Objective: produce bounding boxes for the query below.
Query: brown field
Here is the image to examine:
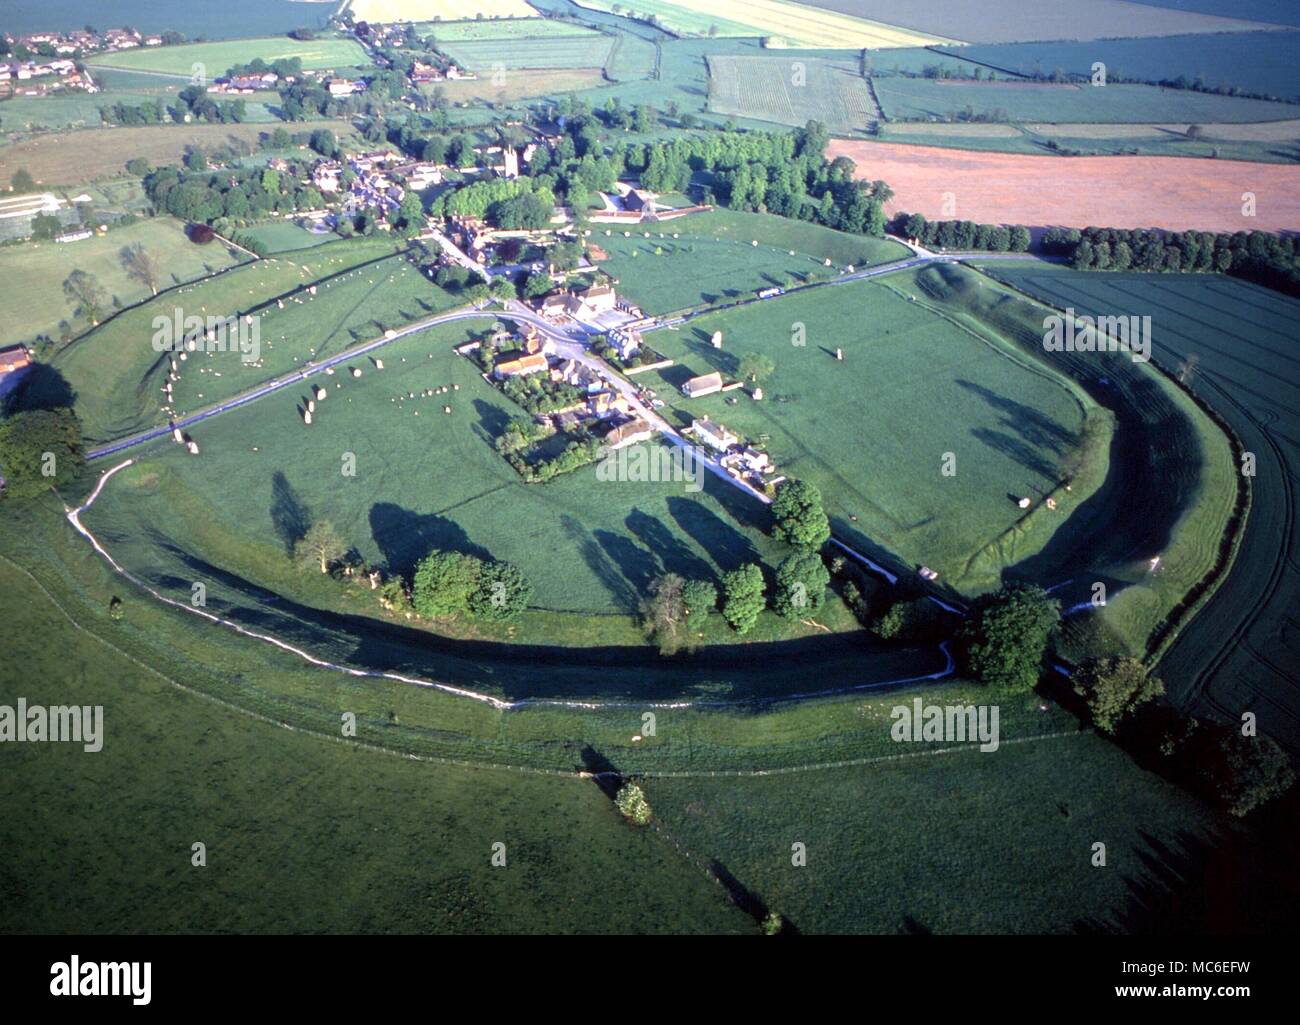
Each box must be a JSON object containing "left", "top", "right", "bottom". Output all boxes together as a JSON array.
[
  {"left": 826, "top": 138, "right": 1300, "bottom": 234},
  {"left": 0, "top": 120, "right": 357, "bottom": 186}
]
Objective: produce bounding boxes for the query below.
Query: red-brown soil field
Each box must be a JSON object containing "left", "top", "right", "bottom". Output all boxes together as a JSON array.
[{"left": 827, "top": 139, "right": 1300, "bottom": 234}]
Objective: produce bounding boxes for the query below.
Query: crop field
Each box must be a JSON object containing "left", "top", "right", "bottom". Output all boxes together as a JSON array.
[
  {"left": 0, "top": 559, "right": 748, "bottom": 934},
  {"left": 35, "top": 236, "right": 404, "bottom": 445},
  {"left": 438, "top": 35, "right": 618, "bottom": 71},
  {"left": 707, "top": 55, "right": 880, "bottom": 133},
  {"left": 938, "top": 32, "right": 1300, "bottom": 102},
  {"left": 419, "top": 17, "right": 599, "bottom": 40},
  {"left": 0, "top": 120, "right": 358, "bottom": 187},
  {"left": 85, "top": 37, "right": 370, "bottom": 77},
  {"left": 872, "top": 78, "right": 1300, "bottom": 125},
  {"left": 423, "top": 68, "right": 607, "bottom": 102},
  {"left": 0, "top": 217, "right": 249, "bottom": 350},
  {"left": 2, "top": 0, "right": 339, "bottom": 41},
  {"left": 0, "top": 92, "right": 111, "bottom": 132},
  {"left": 640, "top": 269, "right": 1109, "bottom": 592},
  {"left": 83, "top": 317, "right": 793, "bottom": 620},
  {"left": 570, "top": 0, "right": 955, "bottom": 49},
  {"left": 346, "top": 0, "right": 540, "bottom": 21},
  {"left": 781, "top": 0, "right": 1285, "bottom": 43},
  {"left": 591, "top": 209, "right": 907, "bottom": 314},
  {"left": 985, "top": 266, "right": 1300, "bottom": 750},
  {"left": 824, "top": 140, "right": 1300, "bottom": 234}
]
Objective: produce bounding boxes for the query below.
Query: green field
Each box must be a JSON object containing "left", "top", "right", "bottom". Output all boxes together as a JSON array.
[
  {"left": 592, "top": 209, "right": 907, "bottom": 314},
  {"left": 707, "top": 55, "right": 880, "bottom": 133},
  {"left": 641, "top": 268, "right": 1110, "bottom": 593},
  {"left": 649, "top": 732, "right": 1222, "bottom": 933},
  {"left": 86, "top": 37, "right": 370, "bottom": 77},
  {"left": 37, "top": 236, "right": 407, "bottom": 444},
  {"left": 874, "top": 78, "right": 1300, "bottom": 125},
  {"left": 82, "top": 317, "right": 794, "bottom": 618},
  {"left": 438, "top": 35, "right": 617, "bottom": 71},
  {"left": 1, "top": 506, "right": 1268, "bottom": 934},
  {"left": 236, "top": 220, "right": 340, "bottom": 254},
  {"left": 0, "top": 557, "right": 748, "bottom": 935},
  {"left": 0, "top": 217, "right": 249, "bottom": 350},
  {"left": 983, "top": 265, "right": 1300, "bottom": 748}
]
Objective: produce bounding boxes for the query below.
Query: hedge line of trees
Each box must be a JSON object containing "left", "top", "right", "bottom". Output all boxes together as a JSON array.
[
  {"left": 1046, "top": 225, "right": 1300, "bottom": 298},
  {"left": 891, "top": 212, "right": 1032, "bottom": 252}
]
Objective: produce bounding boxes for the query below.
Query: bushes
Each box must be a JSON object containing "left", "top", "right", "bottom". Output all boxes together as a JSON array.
[
  {"left": 410, "top": 550, "right": 530, "bottom": 621},
  {"left": 721, "top": 564, "right": 766, "bottom": 634},
  {"left": 959, "top": 584, "right": 1060, "bottom": 692},
  {"left": 0, "top": 407, "right": 84, "bottom": 500},
  {"left": 773, "top": 550, "right": 828, "bottom": 618}
]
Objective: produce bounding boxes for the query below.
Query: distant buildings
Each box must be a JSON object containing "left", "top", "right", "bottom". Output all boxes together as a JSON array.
[{"left": 0, "top": 344, "right": 32, "bottom": 379}]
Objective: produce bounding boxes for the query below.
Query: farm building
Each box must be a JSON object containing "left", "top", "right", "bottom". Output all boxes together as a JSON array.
[
  {"left": 494, "top": 352, "right": 549, "bottom": 379},
  {"left": 0, "top": 344, "right": 32, "bottom": 378},
  {"left": 682, "top": 371, "right": 724, "bottom": 398},
  {"left": 689, "top": 416, "right": 738, "bottom": 451},
  {"left": 576, "top": 283, "right": 617, "bottom": 315}
]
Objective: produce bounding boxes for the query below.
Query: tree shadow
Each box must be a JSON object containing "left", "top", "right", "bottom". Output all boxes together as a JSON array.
[
  {"left": 666, "top": 494, "right": 759, "bottom": 574},
  {"left": 369, "top": 501, "right": 492, "bottom": 578},
  {"left": 626, "top": 507, "right": 713, "bottom": 581},
  {"left": 269, "top": 471, "right": 311, "bottom": 555},
  {"left": 3, "top": 362, "right": 77, "bottom": 415},
  {"left": 595, "top": 528, "right": 659, "bottom": 597}
]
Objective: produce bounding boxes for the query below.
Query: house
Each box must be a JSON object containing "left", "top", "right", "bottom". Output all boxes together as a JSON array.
[
  {"left": 327, "top": 77, "right": 359, "bottom": 97},
  {"left": 576, "top": 283, "right": 617, "bottom": 315},
  {"left": 690, "top": 416, "right": 737, "bottom": 451},
  {"left": 0, "top": 344, "right": 32, "bottom": 377},
  {"left": 623, "top": 188, "right": 655, "bottom": 212},
  {"left": 603, "top": 418, "right": 656, "bottom": 450},
  {"left": 587, "top": 390, "right": 630, "bottom": 418},
  {"left": 494, "top": 352, "right": 549, "bottom": 379},
  {"left": 539, "top": 293, "right": 571, "bottom": 319},
  {"left": 681, "top": 371, "right": 723, "bottom": 398},
  {"left": 609, "top": 327, "right": 641, "bottom": 361}
]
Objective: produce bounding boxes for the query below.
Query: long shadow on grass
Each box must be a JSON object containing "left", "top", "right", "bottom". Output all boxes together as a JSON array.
[
  {"left": 138, "top": 527, "right": 939, "bottom": 703},
  {"left": 626, "top": 508, "right": 713, "bottom": 582},
  {"left": 369, "top": 501, "right": 493, "bottom": 578},
  {"left": 1071, "top": 826, "right": 1291, "bottom": 935}
]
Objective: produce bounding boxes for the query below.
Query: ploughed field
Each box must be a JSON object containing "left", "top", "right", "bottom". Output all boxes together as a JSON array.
[{"left": 825, "top": 140, "right": 1300, "bottom": 234}]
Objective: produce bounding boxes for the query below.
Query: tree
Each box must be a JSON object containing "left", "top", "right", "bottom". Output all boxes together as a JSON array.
[
  {"left": 125, "top": 157, "right": 151, "bottom": 177},
  {"left": 770, "top": 478, "right": 830, "bottom": 549},
  {"left": 640, "top": 572, "right": 687, "bottom": 655},
  {"left": 468, "top": 560, "right": 530, "bottom": 621},
  {"left": 62, "top": 269, "right": 106, "bottom": 325},
  {"left": 615, "top": 782, "right": 652, "bottom": 825},
  {"left": 1072, "top": 656, "right": 1163, "bottom": 733},
  {"left": 960, "top": 584, "right": 1060, "bottom": 692},
  {"left": 488, "top": 277, "right": 517, "bottom": 302},
  {"left": 10, "top": 168, "right": 36, "bottom": 192},
  {"left": 411, "top": 550, "right": 482, "bottom": 618},
  {"left": 522, "top": 272, "right": 552, "bottom": 300},
  {"left": 681, "top": 578, "right": 717, "bottom": 631},
  {"left": 739, "top": 350, "right": 775, "bottom": 384},
  {"left": 0, "top": 408, "right": 84, "bottom": 500},
  {"left": 772, "top": 550, "right": 828, "bottom": 618},
  {"left": 721, "top": 564, "right": 766, "bottom": 634},
  {"left": 1196, "top": 728, "right": 1295, "bottom": 817},
  {"left": 872, "top": 598, "right": 947, "bottom": 643},
  {"left": 294, "top": 521, "right": 345, "bottom": 574},
  {"left": 119, "top": 242, "right": 161, "bottom": 295}
]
